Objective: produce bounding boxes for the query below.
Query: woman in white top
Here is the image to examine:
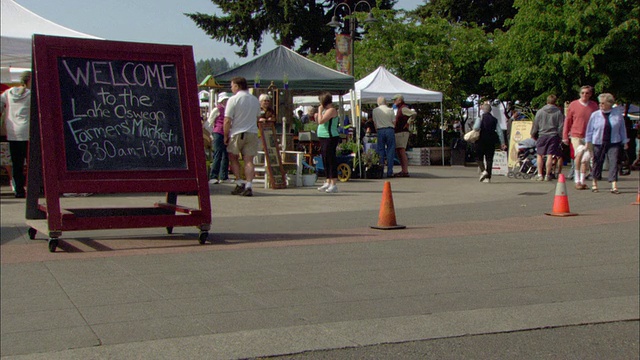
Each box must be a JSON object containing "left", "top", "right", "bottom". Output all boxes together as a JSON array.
[{"left": 0, "top": 71, "right": 31, "bottom": 198}]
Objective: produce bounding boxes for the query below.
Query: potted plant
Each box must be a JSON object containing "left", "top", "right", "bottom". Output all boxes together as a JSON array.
[
  {"left": 286, "top": 169, "right": 298, "bottom": 187},
  {"left": 337, "top": 140, "right": 361, "bottom": 156},
  {"left": 360, "top": 149, "right": 383, "bottom": 179},
  {"left": 301, "top": 164, "right": 317, "bottom": 187}
]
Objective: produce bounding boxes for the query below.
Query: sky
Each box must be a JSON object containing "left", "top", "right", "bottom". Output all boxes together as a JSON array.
[{"left": 15, "top": 0, "right": 425, "bottom": 66}]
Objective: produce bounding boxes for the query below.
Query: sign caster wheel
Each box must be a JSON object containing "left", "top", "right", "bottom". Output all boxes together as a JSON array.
[
  {"left": 48, "top": 239, "right": 59, "bottom": 252},
  {"left": 198, "top": 231, "right": 208, "bottom": 244},
  {"left": 28, "top": 227, "right": 37, "bottom": 240}
]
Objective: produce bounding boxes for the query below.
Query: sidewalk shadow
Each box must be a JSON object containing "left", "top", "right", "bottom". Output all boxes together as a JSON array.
[{"left": 21, "top": 232, "right": 361, "bottom": 252}]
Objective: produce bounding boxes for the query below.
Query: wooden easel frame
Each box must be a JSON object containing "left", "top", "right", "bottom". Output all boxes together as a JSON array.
[
  {"left": 26, "top": 35, "right": 211, "bottom": 251},
  {"left": 258, "top": 122, "right": 286, "bottom": 189}
]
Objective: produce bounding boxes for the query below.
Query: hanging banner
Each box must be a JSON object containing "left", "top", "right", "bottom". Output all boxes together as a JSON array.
[{"left": 336, "top": 34, "right": 351, "bottom": 75}]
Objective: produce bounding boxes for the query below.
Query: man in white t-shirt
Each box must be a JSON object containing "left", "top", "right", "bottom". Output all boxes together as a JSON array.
[{"left": 224, "top": 77, "right": 261, "bottom": 197}]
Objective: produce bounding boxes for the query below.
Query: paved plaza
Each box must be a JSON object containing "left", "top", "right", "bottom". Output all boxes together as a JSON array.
[{"left": 1, "top": 166, "right": 638, "bottom": 359}]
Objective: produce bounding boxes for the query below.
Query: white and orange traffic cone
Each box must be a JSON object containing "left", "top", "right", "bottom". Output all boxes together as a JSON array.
[
  {"left": 545, "top": 174, "right": 578, "bottom": 217},
  {"left": 632, "top": 187, "right": 640, "bottom": 205},
  {"left": 371, "top": 181, "right": 406, "bottom": 230}
]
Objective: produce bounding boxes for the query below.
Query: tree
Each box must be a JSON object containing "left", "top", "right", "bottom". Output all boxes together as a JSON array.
[
  {"left": 195, "top": 58, "right": 235, "bottom": 83},
  {"left": 309, "top": 9, "right": 492, "bottom": 144},
  {"left": 483, "top": 0, "right": 640, "bottom": 107},
  {"left": 311, "top": 10, "right": 491, "bottom": 98},
  {"left": 186, "top": 0, "right": 396, "bottom": 58},
  {"left": 414, "top": 0, "right": 516, "bottom": 33}
]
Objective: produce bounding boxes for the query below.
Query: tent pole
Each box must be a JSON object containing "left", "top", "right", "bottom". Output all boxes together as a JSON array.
[
  {"left": 441, "top": 101, "right": 444, "bottom": 166},
  {"left": 353, "top": 90, "right": 361, "bottom": 178}
]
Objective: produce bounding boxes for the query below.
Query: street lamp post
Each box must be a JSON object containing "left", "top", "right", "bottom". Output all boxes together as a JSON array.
[{"left": 327, "top": 1, "right": 376, "bottom": 76}]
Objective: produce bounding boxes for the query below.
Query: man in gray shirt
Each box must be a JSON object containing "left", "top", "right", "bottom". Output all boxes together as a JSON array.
[{"left": 531, "top": 94, "right": 564, "bottom": 181}]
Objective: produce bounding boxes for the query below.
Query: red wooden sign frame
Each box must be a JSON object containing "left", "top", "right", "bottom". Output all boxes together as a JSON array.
[{"left": 26, "top": 35, "right": 211, "bottom": 251}]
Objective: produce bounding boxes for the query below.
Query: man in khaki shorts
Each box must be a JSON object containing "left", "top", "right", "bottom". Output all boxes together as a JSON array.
[
  {"left": 224, "top": 77, "right": 261, "bottom": 196},
  {"left": 392, "top": 94, "right": 416, "bottom": 177},
  {"left": 563, "top": 85, "right": 598, "bottom": 189}
]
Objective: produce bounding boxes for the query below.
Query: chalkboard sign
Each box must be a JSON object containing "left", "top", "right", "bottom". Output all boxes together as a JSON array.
[
  {"left": 27, "top": 35, "right": 211, "bottom": 251},
  {"left": 58, "top": 57, "right": 187, "bottom": 171}
]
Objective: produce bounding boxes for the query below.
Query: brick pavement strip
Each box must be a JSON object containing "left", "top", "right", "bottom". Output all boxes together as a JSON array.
[{"left": 1, "top": 167, "right": 638, "bottom": 358}]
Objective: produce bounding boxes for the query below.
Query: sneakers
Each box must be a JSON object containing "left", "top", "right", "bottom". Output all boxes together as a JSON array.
[
  {"left": 208, "top": 179, "right": 220, "bottom": 185},
  {"left": 241, "top": 187, "right": 253, "bottom": 197},
  {"left": 317, "top": 182, "right": 330, "bottom": 191},
  {"left": 544, "top": 175, "right": 551, "bottom": 182},
  {"left": 535, "top": 175, "right": 544, "bottom": 181},
  {"left": 325, "top": 185, "right": 338, "bottom": 193},
  {"left": 482, "top": 178, "right": 491, "bottom": 183},
  {"left": 231, "top": 184, "right": 245, "bottom": 195},
  {"left": 479, "top": 171, "right": 489, "bottom": 182}
]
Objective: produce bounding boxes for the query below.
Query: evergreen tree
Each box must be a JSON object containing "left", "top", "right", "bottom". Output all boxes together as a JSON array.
[
  {"left": 414, "top": 0, "right": 516, "bottom": 33},
  {"left": 195, "top": 58, "right": 234, "bottom": 83},
  {"left": 186, "top": 0, "right": 395, "bottom": 58}
]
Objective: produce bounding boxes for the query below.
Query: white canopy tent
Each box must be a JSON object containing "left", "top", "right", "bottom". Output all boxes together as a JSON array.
[
  {"left": 348, "top": 66, "right": 446, "bottom": 165},
  {"left": 1, "top": 0, "right": 100, "bottom": 77},
  {"left": 345, "top": 66, "right": 443, "bottom": 104}
]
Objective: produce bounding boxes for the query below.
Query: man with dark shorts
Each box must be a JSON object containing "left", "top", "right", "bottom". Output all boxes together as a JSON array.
[{"left": 531, "top": 95, "right": 564, "bottom": 181}]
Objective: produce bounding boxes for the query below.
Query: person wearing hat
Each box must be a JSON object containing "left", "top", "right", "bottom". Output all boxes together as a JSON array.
[
  {"left": 205, "top": 92, "right": 231, "bottom": 184},
  {"left": 0, "top": 71, "right": 31, "bottom": 198},
  {"left": 372, "top": 96, "right": 396, "bottom": 177},
  {"left": 392, "top": 94, "right": 416, "bottom": 177}
]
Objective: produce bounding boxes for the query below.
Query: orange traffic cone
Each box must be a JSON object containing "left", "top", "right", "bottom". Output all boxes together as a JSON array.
[
  {"left": 545, "top": 174, "right": 577, "bottom": 217},
  {"left": 371, "top": 181, "right": 406, "bottom": 230},
  {"left": 632, "top": 187, "right": 640, "bottom": 205}
]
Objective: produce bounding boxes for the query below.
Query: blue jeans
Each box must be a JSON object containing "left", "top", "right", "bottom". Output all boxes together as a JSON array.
[
  {"left": 210, "top": 133, "right": 229, "bottom": 180},
  {"left": 376, "top": 128, "right": 396, "bottom": 176}
]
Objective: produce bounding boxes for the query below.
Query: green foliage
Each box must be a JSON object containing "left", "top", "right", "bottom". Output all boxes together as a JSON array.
[
  {"left": 337, "top": 140, "right": 361, "bottom": 154},
  {"left": 303, "top": 122, "right": 318, "bottom": 132},
  {"left": 483, "top": 0, "right": 640, "bottom": 106},
  {"left": 310, "top": 10, "right": 492, "bottom": 106},
  {"left": 359, "top": 148, "right": 380, "bottom": 168},
  {"left": 195, "top": 58, "right": 234, "bottom": 83}
]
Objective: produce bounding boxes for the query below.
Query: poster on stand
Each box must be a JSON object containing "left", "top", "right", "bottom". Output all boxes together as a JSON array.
[{"left": 508, "top": 121, "right": 533, "bottom": 168}]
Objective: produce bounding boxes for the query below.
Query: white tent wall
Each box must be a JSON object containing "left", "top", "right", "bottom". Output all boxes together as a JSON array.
[
  {"left": 349, "top": 66, "right": 446, "bottom": 165},
  {"left": 1, "top": 0, "right": 100, "bottom": 69}
]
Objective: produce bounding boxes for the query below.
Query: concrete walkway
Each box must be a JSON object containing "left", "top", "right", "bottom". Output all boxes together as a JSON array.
[{"left": 1, "top": 166, "right": 638, "bottom": 359}]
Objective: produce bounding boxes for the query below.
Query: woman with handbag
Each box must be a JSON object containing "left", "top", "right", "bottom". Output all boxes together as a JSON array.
[
  {"left": 585, "top": 93, "right": 628, "bottom": 194},
  {"left": 473, "top": 103, "right": 506, "bottom": 183}
]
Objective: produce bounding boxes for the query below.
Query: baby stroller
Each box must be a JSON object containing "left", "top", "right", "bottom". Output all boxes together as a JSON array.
[{"left": 508, "top": 138, "right": 538, "bottom": 179}]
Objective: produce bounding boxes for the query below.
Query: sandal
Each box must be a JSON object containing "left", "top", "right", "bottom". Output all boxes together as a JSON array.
[
  {"left": 610, "top": 188, "right": 620, "bottom": 194},
  {"left": 591, "top": 187, "right": 599, "bottom": 193}
]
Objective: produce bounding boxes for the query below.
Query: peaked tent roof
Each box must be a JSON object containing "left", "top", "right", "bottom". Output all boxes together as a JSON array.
[
  {"left": 349, "top": 66, "right": 442, "bottom": 104},
  {"left": 1, "top": 0, "right": 100, "bottom": 69},
  {"left": 214, "top": 45, "right": 354, "bottom": 93}
]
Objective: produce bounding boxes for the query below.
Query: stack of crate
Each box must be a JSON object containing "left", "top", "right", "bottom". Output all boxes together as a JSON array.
[{"left": 407, "top": 147, "right": 430, "bottom": 166}]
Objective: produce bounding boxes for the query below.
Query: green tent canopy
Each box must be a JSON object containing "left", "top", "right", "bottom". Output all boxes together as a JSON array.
[{"left": 214, "top": 46, "right": 354, "bottom": 94}]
